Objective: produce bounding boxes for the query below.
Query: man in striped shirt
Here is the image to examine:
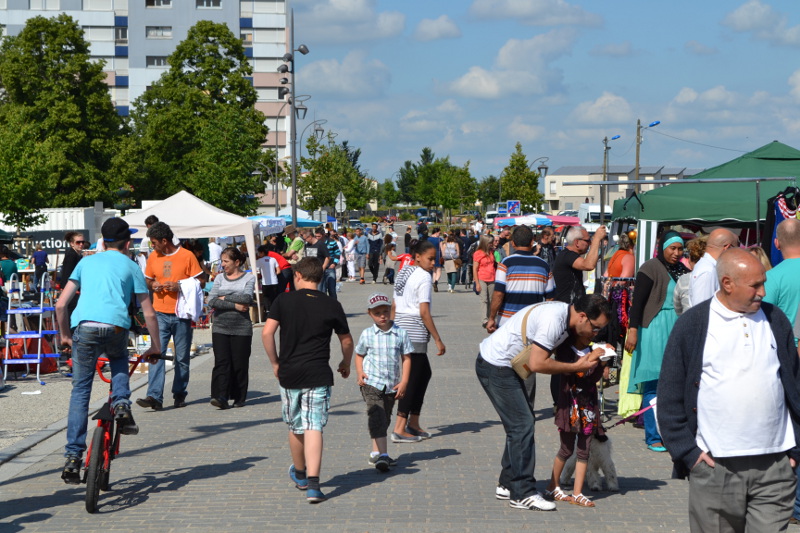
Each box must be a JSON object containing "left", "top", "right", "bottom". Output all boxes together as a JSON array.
[{"left": 486, "top": 225, "right": 554, "bottom": 334}]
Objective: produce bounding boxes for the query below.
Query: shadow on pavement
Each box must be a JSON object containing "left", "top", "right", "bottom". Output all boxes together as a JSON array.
[
  {"left": 95, "top": 456, "right": 267, "bottom": 513},
  {"left": 323, "top": 448, "right": 460, "bottom": 500},
  {"left": 1, "top": 512, "right": 52, "bottom": 532},
  {"left": 431, "top": 420, "right": 501, "bottom": 436}
]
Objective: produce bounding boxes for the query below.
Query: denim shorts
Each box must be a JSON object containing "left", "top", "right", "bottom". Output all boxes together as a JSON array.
[{"left": 281, "top": 386, "right": 331, "bottom": 433}]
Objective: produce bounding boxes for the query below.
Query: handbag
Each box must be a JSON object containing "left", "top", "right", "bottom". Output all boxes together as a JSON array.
[
  {"left": 510, "top": 307, "right": 536, "bottom": 379},
  {"left": 444, "top": 260, "right": 457, "bottom": 273}
]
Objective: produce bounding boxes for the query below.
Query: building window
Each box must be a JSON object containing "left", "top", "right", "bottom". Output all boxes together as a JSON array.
[
  {"left": 240, "top": 29, "right": 253, "bottom": 46},
  {"left": 254, "top": 28, "right": 285, "bottom": 43},
  {"left": 549, "top": 181, "right": 556, "bottom": 195},
  {"left": 146, "top": 56, "right": 168, "bottom": 67},
  {"left": 115, "top": 27, "right": 128, "bottom": 43},
  {"left": 252, "top": 0, "right": 283, "bottom": 14},
  {"left": 145, "top": 0, "right": 171, "bottom": 7},
  {"left": 30, "top": 0, "right": 60, "bottom": 9},
  {"left": 146, "top": 26, "right": 172, "bottom": 39},
  {"left": 253, "top": 58, "right": 280, "bottom": 72},
  {"left": 196, "top": 0, "right": 220, "bottom": 7},
  {"left": 83, "top": 0, "right": 111, "bottom": 9},
  {"left": 84, "top": 26, "right": 114, "bottom": 41}
]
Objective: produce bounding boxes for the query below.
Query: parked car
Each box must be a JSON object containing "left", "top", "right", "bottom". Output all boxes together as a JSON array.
[{"left": 347, "top": 219, "right": 365, "bottom": 229}]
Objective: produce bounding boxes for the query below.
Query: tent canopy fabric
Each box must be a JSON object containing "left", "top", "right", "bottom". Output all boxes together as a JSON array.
[
  {"left": 122, "top": 191, "right": 261, "bottom": 316},
  {"left": 545, "top": 215, "right": 580, "bottom": 226},
  {"left": 280, "top": 214, "right": 319, "bottom": 228},
  {"left": 248, "top": 215, "right": 286, "bottom": 236},
  {"left": 494, "top": 215, "right": 552, "bottom": 227},
  {"left": 612, "top": 141, "right": 799, "bottom": 225}
]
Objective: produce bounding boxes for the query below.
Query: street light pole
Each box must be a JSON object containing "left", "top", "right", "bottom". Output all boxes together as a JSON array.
[
  {"left": 634, "top": 119, "right": 660, "bottom": 195},
  {"left": 600, "top": 135, "right": 620, "bottom": 225},
  {"left": 529, "top": 157, "right": 549, "bottom": 212}
]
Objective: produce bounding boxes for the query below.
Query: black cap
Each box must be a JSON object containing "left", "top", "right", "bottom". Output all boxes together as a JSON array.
[{"left": 102, "top": 218, "right": 138, "bottom": 241}]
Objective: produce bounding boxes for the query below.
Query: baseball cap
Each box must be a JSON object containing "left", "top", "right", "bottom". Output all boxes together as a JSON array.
[
  {"left": 102, "top": 218, "right": 138, "bottom": 241},
  {"left": 367, "top": 293, "right": 391, "bottom": 310}
]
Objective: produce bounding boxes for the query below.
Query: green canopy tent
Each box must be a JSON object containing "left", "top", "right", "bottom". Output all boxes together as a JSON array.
[
  {"left": 0, "top": 229, "right": 12, "bottom": 243},
  {"left": 611, "top": 140, "right": 799, "bottom": 264}
]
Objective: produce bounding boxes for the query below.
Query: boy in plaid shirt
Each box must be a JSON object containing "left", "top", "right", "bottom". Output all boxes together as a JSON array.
[{"left": 355, "top": 293, "right": 413, "bottom": 471}]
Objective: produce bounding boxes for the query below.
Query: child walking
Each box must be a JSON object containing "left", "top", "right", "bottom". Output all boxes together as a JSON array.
[
  {"left": 355, "top": 293, "right": 413, "bottom": 471},
  {"left": 545, "top": 339, "right": 610, "bottom": 508}
]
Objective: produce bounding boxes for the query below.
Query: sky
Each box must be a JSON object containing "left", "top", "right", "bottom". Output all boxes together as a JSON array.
[{"left": 291, "top": 0, "right": 800, "bottom": 183}]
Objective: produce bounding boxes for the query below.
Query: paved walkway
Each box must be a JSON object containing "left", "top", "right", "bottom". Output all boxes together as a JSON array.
[{"left": 0, "top": 277, "right": 690, "bottom": 532}]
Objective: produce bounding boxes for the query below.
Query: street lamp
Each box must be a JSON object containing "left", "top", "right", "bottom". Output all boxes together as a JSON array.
[
  {"left": 634, "top": 119, "right": 660, "bottom": 194},
  {"left": 529, "top": 157, "right": 549, "bottom": 212},
  {"left": 299, "top": 119, "right": 327, "bottom": 159},
  {"left": 600, "top": 135, "right": 621, "bottom": 225},
  {"left": 277, "top": 7, "right": 309, "bottom": 227}
]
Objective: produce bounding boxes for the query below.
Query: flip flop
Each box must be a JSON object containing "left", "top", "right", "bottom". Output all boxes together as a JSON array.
[{"left": 570, "top": 493, "right": 595, "bottom": 508}]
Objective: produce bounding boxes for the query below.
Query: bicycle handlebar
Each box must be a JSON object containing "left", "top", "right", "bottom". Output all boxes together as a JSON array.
[{"left": 96, "top": 353, "right": 173, "bottom": 383}]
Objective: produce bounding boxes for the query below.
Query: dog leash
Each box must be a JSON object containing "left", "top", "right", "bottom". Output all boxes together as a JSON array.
[{"left": 602, "top": 403, "right": 654, "bottom": 431}]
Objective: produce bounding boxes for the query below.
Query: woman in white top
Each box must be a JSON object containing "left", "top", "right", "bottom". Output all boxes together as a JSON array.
[
  {"left": 345, "top": 232, "right": 357, "bottom": 282},
  {"left": 440, "top": 232, "right": 461, "bottom": 293},
  {"left": 391, "top": 240, "right": 446, "bottom": 442}
]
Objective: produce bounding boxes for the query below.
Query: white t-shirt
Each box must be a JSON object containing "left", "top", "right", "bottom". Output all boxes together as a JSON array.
[
  {"left": 208, "top": 241, "right": 223, "bottom": 264},
  {"left": 479, "top": 301, "right": 570, "bottom": 367},
  {"left": 393, "top": 266, "right": 432, "bottom": 350},
  {"left": 696, "top": 296, "right": 794, "bottom": 457},
  {"left": 256, "top": 256, "right": 279, "bottom": 286},
  {"left": 689, "top": 254, "right": 718, "bottom": 307}
]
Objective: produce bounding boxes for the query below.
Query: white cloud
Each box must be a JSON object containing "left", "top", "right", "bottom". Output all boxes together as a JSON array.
[
  {"left": 722, "top": 0, "right": 800, "bottom": 47},
  {"left": 460, "top": 120, "right": 494, "bottom": 135},
  {"left": 413, "top": 15, "right": 461, "bottom": 42},
  {"left": 790, "top": 70, "right": 800, "bottom": 101},
  {"left": 589, "top": 41, "right": 635, "bottom": 57},
  {"left": 508, "top": 117, "right": 546, "bottom": 141},
  {"left": 469, "top": 0, "right": 602, "bottom": 27},
  {"left": 684, "top": 40, "right": 718, "bottom": 56},
  {"left": 295, "top": 0, "right": 405, "bottom": 44},
  {"left": 568, "top": 92, "right": 634, "bottom": 126},
  {"left": 449, "top": 28, "right": 575, "bottom": 99},
  {"left": 436, "top": 99, "right": 462, "bottom": 114},
  {"left": 301, "top": 51, "right": 391, "bottom": 98}
]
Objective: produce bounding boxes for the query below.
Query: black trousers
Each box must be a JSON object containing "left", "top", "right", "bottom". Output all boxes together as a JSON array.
[
  {"left": 368, "top": 252, "right": 380, "bottom": 281},
  {"left": 397, "top": 353, "right": 432, "bottom": 418},
  {"left": 210, "top": 332, "right": 252, "bottom": 404},
  {"left": 277, "top": 269, "right": 292, "bottom": 293}
]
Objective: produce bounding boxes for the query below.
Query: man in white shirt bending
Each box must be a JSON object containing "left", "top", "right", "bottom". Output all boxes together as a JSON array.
[
  {"left": 659, "top": 248, "right": 800, "bottom": 532},
  {"left": 687, "top": 228, "right": 738, "bottom": 307}
]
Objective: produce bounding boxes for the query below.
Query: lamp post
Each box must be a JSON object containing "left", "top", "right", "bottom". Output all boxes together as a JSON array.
[
  {"left": 529, "top": 157, "right": 549, "bottom": 212},
  {"left": 299, "top": 119, "right": 327, "bottom": 160},
  {"left": 634, "top": 119, "right": 660, "bottom": 195},
  {"left": 600, "top": 135, "right": 620, "bottom": 225},
  {"left": 277, "top": 8, "right": 309, "bottom": 227}
]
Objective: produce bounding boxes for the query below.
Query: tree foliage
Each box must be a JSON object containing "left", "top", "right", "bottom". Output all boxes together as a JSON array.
[
  {"left": 0, "top": 14, "right": 124, "bottom": 227},
  {"left": 477, "top": 175, "right": 501, "bottom": 209},
  {"left": 395, "top": 161, "right": 417, "bottom": 204},
  {"left": 299, "top": 136, "right": 374, "bottom": 213},
  {"left": 500, "top": 142, "right": 544, "bottom": 213},
  {"left": 118, "top": 20, "right": 268, "bottom": 215},
  {"left": 377, "top": 180, "right": 400, "bottom": 207}
]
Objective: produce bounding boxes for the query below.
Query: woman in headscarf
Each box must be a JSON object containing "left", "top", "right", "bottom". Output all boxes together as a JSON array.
[{"left": 624, "top": 230, "right": 688, "bottom": 453}]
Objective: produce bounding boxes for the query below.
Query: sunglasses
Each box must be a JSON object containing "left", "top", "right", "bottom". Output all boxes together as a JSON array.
[{"left": 74, "top": 240, "right": 86, "bottom": 244}]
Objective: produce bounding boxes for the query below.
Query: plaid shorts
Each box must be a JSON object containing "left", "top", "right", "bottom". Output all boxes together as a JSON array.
[{"left": 280, "top": 386, "right": 331, "bottom": 434}]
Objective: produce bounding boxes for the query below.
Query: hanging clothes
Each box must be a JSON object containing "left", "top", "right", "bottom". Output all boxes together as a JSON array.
[{"left": 764, "top": 188, "right": 799, "bottom": 266}]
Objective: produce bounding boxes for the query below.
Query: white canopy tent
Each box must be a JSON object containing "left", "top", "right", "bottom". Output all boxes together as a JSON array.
[{"left": 122, "top": 190, "right": 263, "bottom": 320}]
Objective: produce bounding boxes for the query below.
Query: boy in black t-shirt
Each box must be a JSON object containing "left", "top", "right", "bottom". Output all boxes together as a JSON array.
[{"left": 261, "top": 257, "right": 354, "bottom": 504}]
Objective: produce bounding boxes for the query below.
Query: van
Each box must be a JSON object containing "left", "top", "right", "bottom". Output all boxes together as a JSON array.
[
  {"left": 578, "top": 203, "right": 611, "bottom": 232},
  {"left": 485, "top": 210, "right": 499, "bottom": 226}
]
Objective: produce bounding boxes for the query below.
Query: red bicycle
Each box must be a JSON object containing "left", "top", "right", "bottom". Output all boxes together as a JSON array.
[{"left": 83, "top": 350, "right": 171, "bottom": 513}]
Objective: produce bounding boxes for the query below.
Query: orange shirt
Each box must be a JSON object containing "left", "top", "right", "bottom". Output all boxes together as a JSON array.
[{"left": 145, "top": 246, "right": 203, "bottom": 314}]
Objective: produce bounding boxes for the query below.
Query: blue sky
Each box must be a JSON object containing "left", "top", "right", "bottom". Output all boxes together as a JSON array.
[{"left": 292, "top": 0, "right": 800, "bottom": 183}]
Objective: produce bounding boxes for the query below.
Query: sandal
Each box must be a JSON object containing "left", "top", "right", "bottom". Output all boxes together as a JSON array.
[
  {"left": 544, "top": 487, "right": 573, "bottom": 502},
  {"left": 570, "top": 493, "right": 595, "bottom": 508}
]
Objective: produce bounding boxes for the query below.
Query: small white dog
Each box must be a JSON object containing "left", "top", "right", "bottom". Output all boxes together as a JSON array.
[{"left": 559, "top": 434, "right": 619, "bottom": 492}]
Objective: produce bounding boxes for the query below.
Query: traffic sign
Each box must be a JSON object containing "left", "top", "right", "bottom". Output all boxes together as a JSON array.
[
  {"left": 335, "top": 192, "right": 347, "bottom": 212},
  {"left": 498, "top": 206, "right": 508, "bottom": 215},
  {"left": 507, "top": 200, "right": 521, "bottom": 215}
]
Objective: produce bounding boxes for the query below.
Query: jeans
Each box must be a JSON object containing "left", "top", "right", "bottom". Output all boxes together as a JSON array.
[
  {"left": 383, "top": 268, "right": 395, "bottom": 284},
  {"left": 318, "top": 267, "right": 337, "bottom": 300},
  {"left": 641, "top": 380, "right": 662, "bottom": 445},
  {"left": 475, "top": 355, "right": 538, "bottom": 501},
  {"left": 65, "top": 324, "right": 130, "bottom": 458},
  {"left": 794, "top": 464, "right": 800, "bottom": 520},
  {"left": 146, "top": 312, "right": 193, "bottom": 404}
]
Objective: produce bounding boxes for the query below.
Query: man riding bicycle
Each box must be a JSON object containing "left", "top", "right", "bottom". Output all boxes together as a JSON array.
[{"left": 56, "top": 218, "right": 161, "bottom": 484}]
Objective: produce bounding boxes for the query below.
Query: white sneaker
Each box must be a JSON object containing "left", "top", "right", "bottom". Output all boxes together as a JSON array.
[
  {"left": 509, "top": 492, "right": 557, "bottom": 511},
  {"left": 495, "top": 485, "right": 510, "bottom": 500}
]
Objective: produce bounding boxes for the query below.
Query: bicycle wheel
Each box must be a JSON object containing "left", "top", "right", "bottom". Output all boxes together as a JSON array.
[{"left": 85, "top": 425, "right": 106, "bottom": 513}]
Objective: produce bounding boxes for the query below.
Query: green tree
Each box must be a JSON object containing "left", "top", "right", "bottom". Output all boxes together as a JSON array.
[
  {"left": 395, "top": 161, "right": 417, "bottom": 204},
  {"left": 0, "top": 14, "right": 124, "bottom": 225},
  {"left": 477, "top": 175, "right": 501, "bottom": 210},
  {"left": 499, "top": 142, "right": 544, "bottom": 213},
  {"left": 300, "top": 136, "right": 375, "bottom": 213},
  {"left": 414, "top": 148, "right": 437, "bottom": 206},
  {"left": 119, "top": 20, "right": 267, "bottom": 215},
  {"left": 378, "top": 180, "right": 400, "bottom": 207}
]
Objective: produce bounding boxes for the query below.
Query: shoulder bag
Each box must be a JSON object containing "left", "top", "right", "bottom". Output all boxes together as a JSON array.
[{"left": 510, "top": 307, "right": 537, "bottom": 379}]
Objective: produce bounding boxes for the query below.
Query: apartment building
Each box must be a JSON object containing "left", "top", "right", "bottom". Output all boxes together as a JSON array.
[
  {"left": 0, "top": 0, "right": 292, "bottom": 210},
  {"left": 544, "top": 166, "right": 704, "bottom": 212}
]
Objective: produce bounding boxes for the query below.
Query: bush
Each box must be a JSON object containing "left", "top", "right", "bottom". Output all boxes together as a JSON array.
[
  {"left": 360, "top": 215, "right": 380, "bottom": 223},
  {"left": 398, "top": 212, "right": 415, "bottom": 221}
]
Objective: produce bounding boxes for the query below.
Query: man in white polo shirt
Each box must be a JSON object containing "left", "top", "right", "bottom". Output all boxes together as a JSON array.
[
  {"left": 475, "top": 294, "right": 611, "bottom": 512},
  {"left": 659, "top": 248, "right": 800, "bottom": 532}
]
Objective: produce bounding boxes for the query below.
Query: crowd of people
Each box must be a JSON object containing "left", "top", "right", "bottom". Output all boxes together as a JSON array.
[{"left": 30, "top": 211, "right": 800, "bottom": 528}]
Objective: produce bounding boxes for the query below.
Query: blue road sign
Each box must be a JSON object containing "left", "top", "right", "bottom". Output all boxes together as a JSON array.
[{"left": 507, "top": 200, "right": 521, "bottom": 215}]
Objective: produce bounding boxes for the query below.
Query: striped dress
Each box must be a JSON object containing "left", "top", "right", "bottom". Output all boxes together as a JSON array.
[{"left": 393, "top": 266, "right": 432, "bottom": 353}]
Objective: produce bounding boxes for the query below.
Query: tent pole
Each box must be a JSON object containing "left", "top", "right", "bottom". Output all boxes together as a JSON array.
[{"left": 756, "top": 180, "right": 761, "bottom": 246}]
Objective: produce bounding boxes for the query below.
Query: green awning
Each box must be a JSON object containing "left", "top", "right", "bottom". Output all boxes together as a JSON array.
[{"left": 612, "top": 141, "right": 800, "bottom": 225}]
